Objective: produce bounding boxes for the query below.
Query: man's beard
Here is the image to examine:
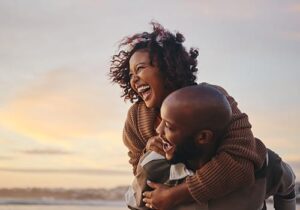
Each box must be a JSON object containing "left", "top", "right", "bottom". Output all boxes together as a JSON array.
[{"left": 169, "top": 138, "right": 202, "bottom": 165}]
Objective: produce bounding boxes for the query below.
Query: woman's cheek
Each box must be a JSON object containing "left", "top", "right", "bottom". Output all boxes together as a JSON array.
[
  {"left": 129, "top": 80, "right": 134, "bottom": 90},
  {"left": 129, "top": 82, "right": 138, "bottom": 95}
]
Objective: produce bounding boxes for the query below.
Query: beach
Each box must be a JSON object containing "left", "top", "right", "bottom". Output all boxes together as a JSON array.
[
  {"left": 0, "top": 203, "right": 299, "bottom": 210},
  {"left": 0, "top": 206, "right": 124, "bottom": 210},
  {"left": 0, "top": 186, "right": 299, "bottom": 210}
]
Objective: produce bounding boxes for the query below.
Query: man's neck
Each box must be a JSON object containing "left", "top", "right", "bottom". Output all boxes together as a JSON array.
[
  {"left": 186, "top": 146, "right": 216, "bottom": 171},
  {"left": 186, "top": 155, "right": 210, "bottom": 171}
]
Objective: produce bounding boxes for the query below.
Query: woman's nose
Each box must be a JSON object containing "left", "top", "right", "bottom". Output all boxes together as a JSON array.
[{"left": 131, "top": 74, "right": 139, "bottom": 83}]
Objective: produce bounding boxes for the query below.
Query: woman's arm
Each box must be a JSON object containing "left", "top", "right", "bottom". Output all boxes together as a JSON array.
[
  {"left": 184, "top": 84, "right": 267, "bottom": 203},
  {"left": 123, "top": 102, "right": 165, "bottom": 175},
  {"left": 123, "top": 103, "right": 146, "bottom": 175}
]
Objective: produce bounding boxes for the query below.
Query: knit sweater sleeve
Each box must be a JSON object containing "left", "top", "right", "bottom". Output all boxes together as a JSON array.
[
  {"left": 123, "top": 103, "right": 146, "bottom": 175},
  {"left": 186, "top": 84, "right": 267, "bottom": 203}
]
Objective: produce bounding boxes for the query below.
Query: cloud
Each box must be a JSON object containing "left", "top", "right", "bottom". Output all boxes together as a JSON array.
[
  {"left": 288, "top": 159, "right": 300, "bottom": 168},
  {"left": 0, "top": 68, "right": 126, "bottom": 145},
  {"left": 286, "top": 3, "right": 300, "bottom": 13},
  {"left": 20, "top": 148, "right": 72, "bottom": 155},
  {"left": 281, "top": 31, "right": 300, "bottom": 41},
  {"left": 0, "top": 167, "right": 130, "bottom": 176},
  {"left": 0, "top": 156, "right": 13, "bottom": 160},
  {"left": 181, "top": 0, "right": 266, "bottom": 21}
]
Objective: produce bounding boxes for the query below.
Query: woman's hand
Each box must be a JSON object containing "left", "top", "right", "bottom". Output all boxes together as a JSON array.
[
  {"left": 146, "top": 136, "right": 165, "bottom": 156},
  {"left": 143, "top": 181, "right": 195, "bottom": 210},
  {"left": 143, "top": 181, "right": 174, "bottom": 210}
]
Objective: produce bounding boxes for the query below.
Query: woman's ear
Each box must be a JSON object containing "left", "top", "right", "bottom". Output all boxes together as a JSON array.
[{"left": 195, "top": 130, "right": 214, "bottom": 145}]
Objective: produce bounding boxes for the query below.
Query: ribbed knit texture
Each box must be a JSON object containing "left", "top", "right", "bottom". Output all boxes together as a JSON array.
[{"left": 122, "top": 83, "right": 267, "bottom": 203}]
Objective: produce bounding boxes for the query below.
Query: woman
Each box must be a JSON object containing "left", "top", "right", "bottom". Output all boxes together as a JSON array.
[{"left": 110, "top": 22, "right": 267, "bottom": 210}]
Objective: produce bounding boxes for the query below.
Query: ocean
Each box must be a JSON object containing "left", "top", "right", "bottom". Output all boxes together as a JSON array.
[
  {"left": 0, "top": 200, "right": 126, "bottom": 210},
  {"left": 1, "top": 186, "right": 299, "bottom": 209}
]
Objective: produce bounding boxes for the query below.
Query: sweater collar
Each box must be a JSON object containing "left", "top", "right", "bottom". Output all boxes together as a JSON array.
[{"left": 137, "top": 102, "right": 158, "bottom": 143}]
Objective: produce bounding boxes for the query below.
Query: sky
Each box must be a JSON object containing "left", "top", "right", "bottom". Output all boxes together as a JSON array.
[{"left": 0, "top": 0, "right": 299, "bottom": 189}]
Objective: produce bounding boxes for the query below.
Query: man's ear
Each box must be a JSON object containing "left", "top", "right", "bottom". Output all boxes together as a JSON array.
[{"left": 195, "top": 130, "right": 214, "bottom": 145}]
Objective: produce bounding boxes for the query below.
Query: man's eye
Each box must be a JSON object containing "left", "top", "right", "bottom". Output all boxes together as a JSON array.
[{"left": 165, "top": 123, "right": 171, "bottom": 130}]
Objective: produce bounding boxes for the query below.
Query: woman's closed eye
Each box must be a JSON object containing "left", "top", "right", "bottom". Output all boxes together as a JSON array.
[{"left": 136, "top": 65, "right": 146, "bottom": 73}]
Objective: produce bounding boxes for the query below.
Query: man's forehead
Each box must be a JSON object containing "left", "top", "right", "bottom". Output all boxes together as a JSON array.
[
  {"left": 161, "top": 102, "right": 177, "bottom": 123},
  {"left": 162, "top": 101, "right": 189, "bottom": 126},
  {"left": 163, "top": 99, "right": 201, "bottom": 130}
]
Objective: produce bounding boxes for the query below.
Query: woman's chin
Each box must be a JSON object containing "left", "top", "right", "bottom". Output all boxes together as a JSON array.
[
  {"left": 144, "top": 101, "right": 153, "bottom": 108},
  {"left": 144, "top": 99, "right": 156, "bottom": 108},
  {"left": 144, "top": 98, "right": 163, "bottom": 109}
]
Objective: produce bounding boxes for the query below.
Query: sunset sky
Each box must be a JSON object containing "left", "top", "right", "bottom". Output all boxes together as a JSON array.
[{"left": 0, "top": 0, "right": 299, "bottom": 189}]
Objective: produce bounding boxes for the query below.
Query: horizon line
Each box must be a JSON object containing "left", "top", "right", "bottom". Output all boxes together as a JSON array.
[{"left": 0, "top": 167, "right": 131, "bottom": 176}]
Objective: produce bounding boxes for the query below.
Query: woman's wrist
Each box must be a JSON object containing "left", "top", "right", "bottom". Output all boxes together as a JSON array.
[{"left": 168, "top": 182, "right": 194, "bottom": 206}]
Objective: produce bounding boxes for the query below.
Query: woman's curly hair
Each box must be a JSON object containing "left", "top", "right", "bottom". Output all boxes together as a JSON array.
[{"left": 109, "top": 22, "right": 199, "bottom": 103}]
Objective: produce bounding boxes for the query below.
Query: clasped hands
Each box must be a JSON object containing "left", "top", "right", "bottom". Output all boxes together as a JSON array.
[
  {"left": 143, "top": 180, "right": 174, "bottom": 210},
  {"left": 143, "top": 136, "right": 176, "bottom": 210}
]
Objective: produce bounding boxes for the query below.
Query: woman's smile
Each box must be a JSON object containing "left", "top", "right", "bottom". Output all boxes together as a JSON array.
[{"left": 137, "top": 84, "right": 151, "bottom": 101}]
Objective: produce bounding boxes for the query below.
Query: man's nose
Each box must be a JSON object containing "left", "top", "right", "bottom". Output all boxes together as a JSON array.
[{"left": 156, "top": 120, "right": 164, "bottom": 135}]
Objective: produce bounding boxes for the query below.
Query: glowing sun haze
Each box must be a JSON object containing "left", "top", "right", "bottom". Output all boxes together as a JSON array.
[{"left": 0, "top": 0, "right": 299, "bottom": 188}]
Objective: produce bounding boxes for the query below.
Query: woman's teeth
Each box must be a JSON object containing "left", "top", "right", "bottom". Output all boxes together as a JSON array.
[
  {"left": 137, "top": 85, "right": 151, "bottom": 100},
  {"left": 137, "top": 85, "right": 150, "bottom": 93}
]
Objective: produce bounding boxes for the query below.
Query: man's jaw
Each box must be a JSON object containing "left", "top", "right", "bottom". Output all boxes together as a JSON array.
[{"left": 160, "top": 136, "right": 189, "bottom": 163}]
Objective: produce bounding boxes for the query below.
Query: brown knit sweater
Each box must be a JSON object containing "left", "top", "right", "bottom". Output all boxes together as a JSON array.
[{"left": 122, "top": 83, "right": 267, "bottom": 203}]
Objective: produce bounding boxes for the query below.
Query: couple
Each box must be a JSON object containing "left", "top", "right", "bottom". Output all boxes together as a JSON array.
[{"left": 109, "top": 22, "right": 296, "bottom": 210}]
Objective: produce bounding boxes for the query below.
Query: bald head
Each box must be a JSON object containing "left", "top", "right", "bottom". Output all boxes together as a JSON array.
[{"left": 162, "top": 84, "right": 232, "bottom": 136}]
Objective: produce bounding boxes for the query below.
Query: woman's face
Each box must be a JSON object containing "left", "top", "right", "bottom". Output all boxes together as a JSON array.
[{"left": 129, "top": 50, "right": 171, "bottom": 109}]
